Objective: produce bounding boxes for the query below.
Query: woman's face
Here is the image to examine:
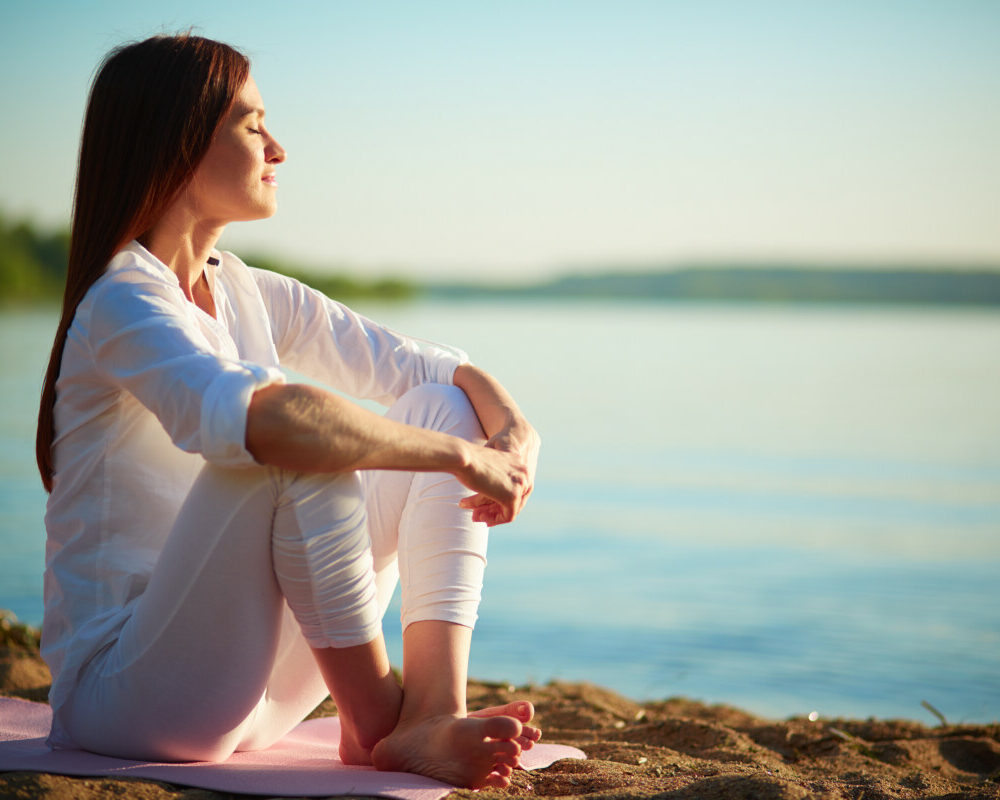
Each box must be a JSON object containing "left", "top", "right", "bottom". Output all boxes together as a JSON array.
[{"left": 185, "top": 76, "right": 286, "bottom": 225}]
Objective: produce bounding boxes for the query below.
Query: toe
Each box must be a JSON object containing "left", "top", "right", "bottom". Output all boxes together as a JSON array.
[
  {"left": 481, "top": 715, "right": 523, "bottom": 740},
  {"left": 516, "top": 724, "right": 542, "bottom": 749},
  {"left": 493, "top": 739, "right": 521, "bottom": 761},
  {"left": 470, "top": 701, "right": 534, "bottom": 723},
  {"left": 494, "top": 751, "right": 519, "bottom": 771},
  {"left": 483, "top": 771, "right": 511, "bottom": 789}
]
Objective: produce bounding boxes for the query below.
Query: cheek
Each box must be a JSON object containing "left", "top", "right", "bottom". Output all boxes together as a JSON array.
[
  {"left": 234, "top": 150, "right": 264, "bottom": 187},
  {"left": 204, "top": 139, "right": 254, "bottom": 179}
]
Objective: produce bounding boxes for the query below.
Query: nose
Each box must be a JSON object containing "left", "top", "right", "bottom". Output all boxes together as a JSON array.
[{"left": 266, "top": 132, "right": 286, "bottom": 164}]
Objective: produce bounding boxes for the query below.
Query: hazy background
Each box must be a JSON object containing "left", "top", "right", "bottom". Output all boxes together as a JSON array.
[
  {"left": 2, "top": 0, "right": 999, "bottom": 281},
  {"left": 1, "top": 2, "right": 999, "bottom": 723}
]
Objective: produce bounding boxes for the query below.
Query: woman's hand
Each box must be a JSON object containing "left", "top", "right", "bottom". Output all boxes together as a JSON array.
[
  {"left": 451, "top": 364, "right": 540, "bottom": 527},
  {"left": 457, "top": 422, "right": 540, "bottom": 527},
  {"left": 247, "top": 366, "right": 541, "bottom": 528}
]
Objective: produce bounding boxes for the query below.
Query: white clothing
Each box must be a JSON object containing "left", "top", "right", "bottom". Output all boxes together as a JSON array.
[
  {"left": 43, "top": 241, "right": 473, "bottom": 753},
  {"left": 57, "top": 384, "right": 487, "bottom": 761}
]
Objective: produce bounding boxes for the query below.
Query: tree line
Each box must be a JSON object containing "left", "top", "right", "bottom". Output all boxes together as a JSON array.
[
  {"left": 0, "top": 211, "right": 69, "bottom": 302},
  {"left": 6, "top": 209, "right": 998, "bottom": 307},
  {"left": 0, "top": 211, "right": 417, "bottom": 305}
]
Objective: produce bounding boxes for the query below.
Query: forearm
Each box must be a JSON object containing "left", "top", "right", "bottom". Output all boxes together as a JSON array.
[
  {"left": 452, "top": 363, "right": 533, "bottom": 442},
  {"left": 451, "top": 363, "right": 539, "bottom": 526},
  {"left": 247, "top": 371, "right": 536, "bottom": 527},
  {"left": 245, "top": 383, "right": 471, "bottom": 474}
]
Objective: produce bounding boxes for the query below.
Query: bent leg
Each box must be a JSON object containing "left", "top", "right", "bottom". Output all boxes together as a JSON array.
[
  {"left": 308, "top": 383, "right": 490, "bottom": 767},
  {"left": 271, "top": 469, "right": 402, "bottom": 763},
  {"left": 372, "top": 621, "right": 522, "bottom": 788},
  {"left": 62, "top": 383, "right": 531, "bottom": 775},
  {"left": 62, "top": 464, "right": 382, "bottom": 762},
  {"left": 366, "top": 383, "right": 490, "bottom": 632},
  {"left": 363, "top": 385, "right": 531, "bottom": 787}
]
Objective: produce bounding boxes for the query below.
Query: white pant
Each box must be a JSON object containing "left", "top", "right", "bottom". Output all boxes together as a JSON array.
[{"left": 61, "top": 384, "right": 488, "bottom": 761}]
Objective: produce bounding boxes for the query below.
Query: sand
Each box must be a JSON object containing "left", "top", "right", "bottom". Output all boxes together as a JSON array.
[{"left": 2, "top": 615, "right": 998, "bottom": 800}]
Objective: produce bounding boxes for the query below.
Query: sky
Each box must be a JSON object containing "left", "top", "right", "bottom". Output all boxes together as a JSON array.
[{"left": 2, "top": 0, "right": 999, "bottom": 282}]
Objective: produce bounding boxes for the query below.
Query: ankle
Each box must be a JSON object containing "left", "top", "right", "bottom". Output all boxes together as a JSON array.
[
  {"left": 398, "top": 702, "right": 465, "bottom": 728},
  {"left": 399, "top": 620, "right": 473, "bottom": 720},
  {"left": 345, "top": 708, "right": 399, "bottom": 752}
]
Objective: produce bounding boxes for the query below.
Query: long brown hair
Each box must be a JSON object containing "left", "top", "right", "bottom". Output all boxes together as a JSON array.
[{"left": 36, "top": 34, "right": 250, "bottom": 492}]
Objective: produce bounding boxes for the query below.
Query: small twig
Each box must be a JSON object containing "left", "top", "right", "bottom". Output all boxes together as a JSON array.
[
  {"left": 827, "top": 726, "right": 877, "bottom": 759},
  {"left": 921, "top": 700, "right": 948, "bottom": 727}
]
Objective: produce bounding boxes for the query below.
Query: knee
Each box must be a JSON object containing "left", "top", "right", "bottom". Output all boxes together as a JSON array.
[
  {"left": 387, "top": 383, "right": 484, "bottom": 441},
  {"left": 392, "top": 383, "right": 469, "bottom": 416}
]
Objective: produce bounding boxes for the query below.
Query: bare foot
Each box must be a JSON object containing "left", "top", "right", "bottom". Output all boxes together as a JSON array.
[
  {"left": 371, "top": 713, "right": 523, "bottom": 788},
  {"left": 469, "top": 701, "right": 542, "bottom": 751},
  {"left": 338, "top": 722, "right": 375, "bottom": 766}
]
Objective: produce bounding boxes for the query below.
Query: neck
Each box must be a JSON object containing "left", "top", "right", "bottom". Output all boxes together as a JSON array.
[
  {"left": 140, "top": 205, "right": 223, "bottom": 317},
  {"left": 141, "top": 228, "right": 222, "bottom": 292}
]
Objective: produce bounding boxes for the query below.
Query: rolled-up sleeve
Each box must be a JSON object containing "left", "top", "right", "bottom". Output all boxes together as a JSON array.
[
  {"left": 199, "top": 361, "right": 283, "bottom": 464},
  {"left": 87, "top": 277, "right": 285, "bottom": 466}
]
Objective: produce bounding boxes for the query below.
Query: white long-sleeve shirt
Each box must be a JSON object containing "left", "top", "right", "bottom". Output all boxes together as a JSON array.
[{"left": 42, "top": 240, "right": 465, "bottom": 719}]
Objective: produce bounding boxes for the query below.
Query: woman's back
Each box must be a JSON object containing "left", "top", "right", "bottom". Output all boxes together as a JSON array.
[{"left": 43, "top": 242, "right": 275, "bottom": 716}]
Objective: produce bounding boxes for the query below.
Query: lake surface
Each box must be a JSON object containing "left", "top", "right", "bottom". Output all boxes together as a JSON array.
[{"left": 1, "top": 300, "right": 998, "bottom": 724}]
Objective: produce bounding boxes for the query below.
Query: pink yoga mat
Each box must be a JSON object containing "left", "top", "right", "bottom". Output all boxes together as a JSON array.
[{"left": 0, "top": 697, "right": 585, "bottom": 799}]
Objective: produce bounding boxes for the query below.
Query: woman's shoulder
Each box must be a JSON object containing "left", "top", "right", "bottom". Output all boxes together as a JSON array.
[
  {"left": 102, "top": 241, "right": 178, "bottom": 285},
  {"left": 219, "top": 249, "right": 311, "bottom": 304},
  {"left": 79, "top": 242, "right": 187, "bottom": 326},
  {"left": 217, "top": 248, "right": 261, "bottom": 287},
  {"left": 220, "top": 250, "right": 291, "bottom": 284}
]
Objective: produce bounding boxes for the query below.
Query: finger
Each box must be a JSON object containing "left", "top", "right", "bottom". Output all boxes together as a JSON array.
[
  {"left": 471, "top": 499, "right": 508, "bottom": 522},
  {"left": 469, "top": 499, "right": 496, "bottom": 517},
  {"left": 459, "top": 493, "right": 489, "bottom": 509},
  {"left": 475, "top": 507, "right": 504, "bottom": 526},
  {"left": 486, "top": 503, "right": 513, "bottom": 526}
]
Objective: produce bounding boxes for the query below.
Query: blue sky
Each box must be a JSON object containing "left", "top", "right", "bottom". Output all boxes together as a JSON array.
[{"left": 2, "top": 1, "right": 999, "bottom": 280}]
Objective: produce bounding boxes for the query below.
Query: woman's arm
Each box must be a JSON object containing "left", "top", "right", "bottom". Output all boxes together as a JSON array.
[
  {"left": 245, "top": 383, "right": 531, "bottom": 525},
  {"left": 452, "top": 364, "right": 541, "bottom": 526},
  {"left": 248, "top": 265, "right": 463, "bottom": 404}
]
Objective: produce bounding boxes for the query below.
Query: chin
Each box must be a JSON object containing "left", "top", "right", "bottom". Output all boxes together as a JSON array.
[{"left": 240, "top": 205, "right": 278, "bottom": 222}]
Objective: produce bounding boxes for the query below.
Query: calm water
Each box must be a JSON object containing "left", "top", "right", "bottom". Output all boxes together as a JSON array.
[{"left": 1, "top": 300, "right": 998, "bottom": 724}]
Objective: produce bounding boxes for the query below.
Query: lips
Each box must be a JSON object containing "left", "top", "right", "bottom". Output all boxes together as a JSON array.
[{"left": 262, "top": 174, "right": 277, "bottom": 186}]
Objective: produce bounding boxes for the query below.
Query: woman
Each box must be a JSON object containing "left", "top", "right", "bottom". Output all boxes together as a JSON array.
[{"left": 35, "top": 34, "right": 541, "bottom": 789}]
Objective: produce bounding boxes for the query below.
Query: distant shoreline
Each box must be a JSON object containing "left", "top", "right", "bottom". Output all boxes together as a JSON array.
[
  {"left": 427, "top": 265, "right": 1000, "bottom": 306},
  {"left": 7, "top": 210, "right": 1000, "bottom": 307},
  {"left": 5, "top": 206, "right": 1000, "bottom": 306},
  {"left": 8, "top": 266, "right": 1000, "bottom": 308}
]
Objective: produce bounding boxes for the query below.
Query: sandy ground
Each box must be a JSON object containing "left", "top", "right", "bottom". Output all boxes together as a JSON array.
[{"left": 2, "top": 615, "right": 998, "bottom": 800}]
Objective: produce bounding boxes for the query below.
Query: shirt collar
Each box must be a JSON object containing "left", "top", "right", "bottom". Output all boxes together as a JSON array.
[{"left": 121, "top": 240, "right": 224, "bottom": 285}]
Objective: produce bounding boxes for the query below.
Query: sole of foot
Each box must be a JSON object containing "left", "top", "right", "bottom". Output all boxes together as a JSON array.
[{"left": 372, "top": 712, "right": 523, "bottom": 788}]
